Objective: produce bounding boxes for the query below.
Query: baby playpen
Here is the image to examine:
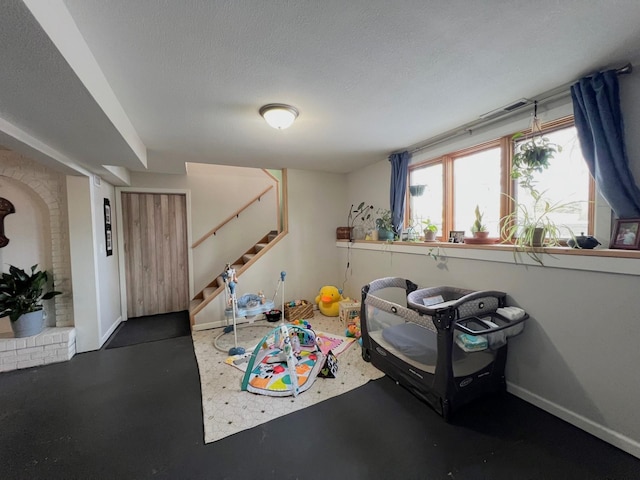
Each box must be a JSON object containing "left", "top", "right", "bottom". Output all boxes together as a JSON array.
[{"left": 360, "top": 277, "right": 527, "bottom": 420}]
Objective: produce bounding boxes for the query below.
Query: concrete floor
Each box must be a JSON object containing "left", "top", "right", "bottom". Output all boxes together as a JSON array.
[{"left": 1, "top": 334, "right": 639, "bottom": 479}]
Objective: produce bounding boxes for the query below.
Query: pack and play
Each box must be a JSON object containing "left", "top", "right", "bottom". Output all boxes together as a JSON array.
[{"left": 360, "top": 277, "right": 528, "bottom": 420}]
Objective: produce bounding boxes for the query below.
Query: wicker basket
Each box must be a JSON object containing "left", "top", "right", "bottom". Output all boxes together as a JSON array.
[
  {"left": 336, "top": 227, "right": 352, "bottom": 240},
  {"left": 284, "top": 300, "right": 314, "bottom": 320}
]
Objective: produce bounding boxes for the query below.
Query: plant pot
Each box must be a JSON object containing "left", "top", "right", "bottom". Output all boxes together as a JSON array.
[
  {"left": 424, "top": 230, "right": 437, "bottom": 242},
  {"left": 378, "top": 229, "right": 394, "bottom": 241},
  {"left": 473, "top": 231, "right": 489, "bottom": 239},
  {"left": 409, "top": 185, "right": 426, "bottom": 196},
  {"left": 11, "top": 310, "right": 44, "bottom": 338},
  {"left": 352, "top": 225, "right": 366, "bottom": 240},
  {"left": 530, "top": 227, "right": 546, "bottom": 247}
]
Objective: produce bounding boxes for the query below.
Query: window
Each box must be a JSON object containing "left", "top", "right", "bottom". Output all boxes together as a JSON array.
[{"left": 407, "top": 117, "right": 593, "bottom": 240}]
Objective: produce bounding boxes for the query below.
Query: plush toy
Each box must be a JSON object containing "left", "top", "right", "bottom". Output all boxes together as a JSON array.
[
  {"left": 345, "top": 316, "right": 361, "bottom": 339},
  {"left": 315, "top": 285, "right": 344, "bottom": 317}
]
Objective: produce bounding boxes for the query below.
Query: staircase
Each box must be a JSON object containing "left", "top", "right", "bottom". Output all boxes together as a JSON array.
[{"left": 189, "top": 230, "right": 280, "bottom": 323}]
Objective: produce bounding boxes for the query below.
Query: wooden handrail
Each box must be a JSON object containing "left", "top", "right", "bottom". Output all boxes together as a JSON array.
[{"left": 191, "top": 185, "right": 274, "bottom": 248}]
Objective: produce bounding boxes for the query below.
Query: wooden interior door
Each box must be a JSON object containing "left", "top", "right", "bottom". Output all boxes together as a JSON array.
[{"left": 121, "top": 192, "right": 189, "bottom": 318}]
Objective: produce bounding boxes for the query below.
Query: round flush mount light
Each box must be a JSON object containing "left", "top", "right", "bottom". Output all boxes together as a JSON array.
[{"left": 259, "top": 103, "right": 299, "bottom": 129}]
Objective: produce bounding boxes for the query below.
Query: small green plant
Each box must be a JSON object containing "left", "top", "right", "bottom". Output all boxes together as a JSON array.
[
  {"left": 501, "top": 191, "right": 578, "bottom": 265},
  {"left": 470, "top": 205, "right": 487, "bottom": 233},
  {"left": 375, "top": 208, "right": 393, "bottom": 231},
  {"left": 511, "top": 132, "right": 562, "bottom": 194},
  {"left": 421, "top": 218, "right": 437, "bottom": 233},
  {"left": 348, "top": 202, "right": 374, "bottom": 229}
]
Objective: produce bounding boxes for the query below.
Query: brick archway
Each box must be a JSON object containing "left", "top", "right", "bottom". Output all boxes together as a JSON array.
[{"left": 0, "top": 151, "right": 74, "bottom": 327}]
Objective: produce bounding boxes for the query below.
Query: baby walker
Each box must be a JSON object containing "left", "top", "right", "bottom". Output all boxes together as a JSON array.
[{"left": 216, "top": 267, "right": 287, "bottom": 355}]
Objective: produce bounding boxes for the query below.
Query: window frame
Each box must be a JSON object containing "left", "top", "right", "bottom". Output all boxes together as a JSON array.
[{"left": 406, "top": 116, "right": 595, "bottom": 241}]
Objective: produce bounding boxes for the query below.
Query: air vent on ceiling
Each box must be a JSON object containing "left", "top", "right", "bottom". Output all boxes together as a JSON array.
[{"left": 479, "top": 98, "right": 532, "bottom": 120}]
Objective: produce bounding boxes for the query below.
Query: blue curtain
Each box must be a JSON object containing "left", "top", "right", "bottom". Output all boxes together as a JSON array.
[
  {"left": 389, "top": 151, "right": 410, "bottom": 235},
  {"left": 571, "top": 70, "right": 640, "bottom": 218}
]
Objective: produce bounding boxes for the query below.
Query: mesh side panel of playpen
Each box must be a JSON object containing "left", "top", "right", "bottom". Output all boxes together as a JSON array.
[{"left": 363, "top": 277, "right": 437, "bottom": 333}]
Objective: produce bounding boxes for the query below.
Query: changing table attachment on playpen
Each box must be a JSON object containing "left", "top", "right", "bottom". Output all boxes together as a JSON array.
[{"left": 360, "top": 277, "right": 527, "bottom": 420}]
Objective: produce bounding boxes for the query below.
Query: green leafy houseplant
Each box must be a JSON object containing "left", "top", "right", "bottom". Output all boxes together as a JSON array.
[
  {"left": 511, "top": 132, "right": 562, "bottom": 193},
  {"left": 501, "top": 190, "right": 578, "bottom": 265},
  {"left": 375, "top": 208, "right": 395, "bottom": 240},
  {"left": 0, "top": 264, "right": 61, "bottom": 322},
  {"left": 348, "top": 202, "right": 374, "bottom": 240},
  {"left": 421, "top": 218, "right": 438, "bottom": 241}
]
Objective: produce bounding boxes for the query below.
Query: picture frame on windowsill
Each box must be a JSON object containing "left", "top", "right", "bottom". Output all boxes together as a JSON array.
[{"left": 610, "top": 218, "right": 640, "bottom": 250}]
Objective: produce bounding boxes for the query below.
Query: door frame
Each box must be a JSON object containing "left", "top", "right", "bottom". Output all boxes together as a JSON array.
[{"left": 115, "top": 187, "right": 194, "bottom": 321}]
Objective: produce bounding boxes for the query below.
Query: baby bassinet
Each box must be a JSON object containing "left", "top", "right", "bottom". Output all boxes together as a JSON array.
[{"left": 360, "top": 277, "right": 527, "bottom": 420}]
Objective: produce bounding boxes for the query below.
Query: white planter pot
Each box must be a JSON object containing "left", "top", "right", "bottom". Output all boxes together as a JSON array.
[{"left": 11, "top": 310, "right": 44, "bottom": 338}]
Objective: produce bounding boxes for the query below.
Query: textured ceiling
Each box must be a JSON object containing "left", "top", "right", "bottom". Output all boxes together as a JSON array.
[{"left": 2, "top": 0, "right": 640, "bottom": 177}]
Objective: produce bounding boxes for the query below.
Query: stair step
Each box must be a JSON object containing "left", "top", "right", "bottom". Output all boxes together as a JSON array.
[
  {"left": 203, "top": 287, "right": 216, "bottom": 297},
  {"left": 268, "top": 234, "right": 277, "bottom": 242},
  {"left": 242, "top": 253, "right": 255, "bottom": 263},
  {"left": 232, "top": 263, "right": 244, "bottom": 271},
  {"left": 216, "top": 276, "right": 225, "bottom": 288},
  {"left": 255, "top": 243, "right": 268, "bottom": 252},
  {"left": 190, "top": 299, "right": 202, "bottom": 311}
]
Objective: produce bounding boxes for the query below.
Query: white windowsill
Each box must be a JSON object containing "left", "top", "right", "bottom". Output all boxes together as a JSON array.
[{"left": 336, "top": 240, "right": 640, "bottom": 276}]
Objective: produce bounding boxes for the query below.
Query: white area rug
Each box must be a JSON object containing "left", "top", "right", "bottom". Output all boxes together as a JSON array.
[{"left": 192, "top": 313, "right": 384, "bottom": 443}]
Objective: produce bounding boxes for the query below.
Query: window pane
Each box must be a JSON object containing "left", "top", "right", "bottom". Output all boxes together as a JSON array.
[
  {"left": 515, "top": 126, "right": 589, "bottom": 237},
  {"left": 409, "top": 163, "right": 443, "bottom": 236},
  {"left": 453, "top": 148, "right": 501, "bottom": 237}
]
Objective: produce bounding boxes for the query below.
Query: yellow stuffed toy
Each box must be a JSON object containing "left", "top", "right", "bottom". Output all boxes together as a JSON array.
[{"left": 315, "top": 285, "right": 344, "bottom": 317}]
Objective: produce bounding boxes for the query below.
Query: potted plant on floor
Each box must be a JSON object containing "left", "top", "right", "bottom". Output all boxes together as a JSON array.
[{"left": 0, "top": 264, "right": 61, "bottom": 337}]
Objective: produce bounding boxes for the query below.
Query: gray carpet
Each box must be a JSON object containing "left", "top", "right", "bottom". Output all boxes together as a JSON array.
[{"left": 104, "top": 310, "right": 190, "bottom": 349}]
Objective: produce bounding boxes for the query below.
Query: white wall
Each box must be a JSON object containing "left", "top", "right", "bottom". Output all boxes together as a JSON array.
[
  {"left": 342, "top": 78, "right": 640, "bottom": 458},
  {"left": 128, "top": 165, "right": 277, "bottom": 293},
  {"left": 194, "top": 168, "right": 348, "bottom": 328},
  {"left": 91, "top": 179, "right": 122, "bottom": 344},
  {"left": 66, "top": 175, "right": 122, "bottom": 352}
]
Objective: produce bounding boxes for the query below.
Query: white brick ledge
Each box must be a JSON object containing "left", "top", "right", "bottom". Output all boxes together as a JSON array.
[{"left": 0, "top": 327, "right": 76, "bottom": 372}]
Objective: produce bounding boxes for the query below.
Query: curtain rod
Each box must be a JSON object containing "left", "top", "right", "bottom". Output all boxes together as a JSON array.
[{"left": 405, "top": 63, "right": 633, "bottom": 156}]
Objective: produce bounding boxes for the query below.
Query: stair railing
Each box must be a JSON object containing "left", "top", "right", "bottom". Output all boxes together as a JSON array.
[{"left": 191, "top": 185, "right": 274, "bottom": 249}]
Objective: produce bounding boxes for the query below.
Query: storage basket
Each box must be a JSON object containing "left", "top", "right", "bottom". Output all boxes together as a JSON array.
[
  {"left": 339, "top": 300, "right": 361, "bottom": 326},
  {"left": 284, "top": 300, "right": 314, "bottom": 321},
  {"left": 336, "top": 227, "right": 352, "bottom": 240}
]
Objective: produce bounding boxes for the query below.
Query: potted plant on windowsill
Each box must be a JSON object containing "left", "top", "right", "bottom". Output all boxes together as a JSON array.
[
  {"left": 500, "top": 190, "right": 578, "bottom": 265},
  {"left": 375, "top": 208, "right": 395, "bottom": 241},
  {"left": 422, "top": 218, "right": 438, "bottom": 242},
  {"left": 337, "top": 202, "right": 374, "bottom": 241},
  {"left": 470, "top": 205, "right": 489, "bottom": 239},
  {"left": 0, "top": 264, "right": 62, "bottom": 337}
]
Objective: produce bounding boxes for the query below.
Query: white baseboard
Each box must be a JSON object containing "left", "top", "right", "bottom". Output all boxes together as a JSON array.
[
  {"left": 507, "top": 382, "right": 640, "bottom": 459},
  {"left": 100, "top": 316, "right": 122, "bottom": 347}
]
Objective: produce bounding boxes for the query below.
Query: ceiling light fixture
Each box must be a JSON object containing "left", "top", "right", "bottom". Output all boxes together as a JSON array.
[{"left": 259, "top": 104, "right": 299, "bottom": 129}]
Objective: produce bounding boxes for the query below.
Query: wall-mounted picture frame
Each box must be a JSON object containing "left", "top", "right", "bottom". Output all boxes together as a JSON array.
[
  {"left": 104, "top": 198, "right": 113, "bottom": 256},
  {"left": 610, "top": 218, "right": 640, "bottom": 250},
  {"left": 448, "top": 230, "right": 465, "bottom": 243}
]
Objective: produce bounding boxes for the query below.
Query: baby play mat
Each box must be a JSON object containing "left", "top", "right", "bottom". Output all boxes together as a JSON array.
[{"left": 192, "top": 313, "right": 384, "bottom": 443}]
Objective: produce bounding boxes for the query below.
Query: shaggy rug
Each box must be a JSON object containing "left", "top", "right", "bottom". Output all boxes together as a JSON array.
[{"left": 192, "top": 313, "right": 384, "bottom": 443}]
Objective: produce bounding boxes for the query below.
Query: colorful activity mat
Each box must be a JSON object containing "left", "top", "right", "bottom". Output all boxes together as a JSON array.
[{"left": 225, "top": 331, "right": 355, "bottom": 373}]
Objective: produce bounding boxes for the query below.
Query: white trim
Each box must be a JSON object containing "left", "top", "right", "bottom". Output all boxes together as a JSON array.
[
  {"left": 336, "top": 241, "right": 640, "bottom": 276},
  {"left": 115, "top": 187, "right": 194, "bottom": 321},
  {"left": 507, "top": 382, "right": 640, "bottom": 459},
  {"left": 101, "top": 316, "right": 122, "bottom": 346}
]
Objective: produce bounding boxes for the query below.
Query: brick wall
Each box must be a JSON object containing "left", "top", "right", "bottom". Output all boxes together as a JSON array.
[{"left": 0, "top": 151, "right": 74, "bottom": 327}]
